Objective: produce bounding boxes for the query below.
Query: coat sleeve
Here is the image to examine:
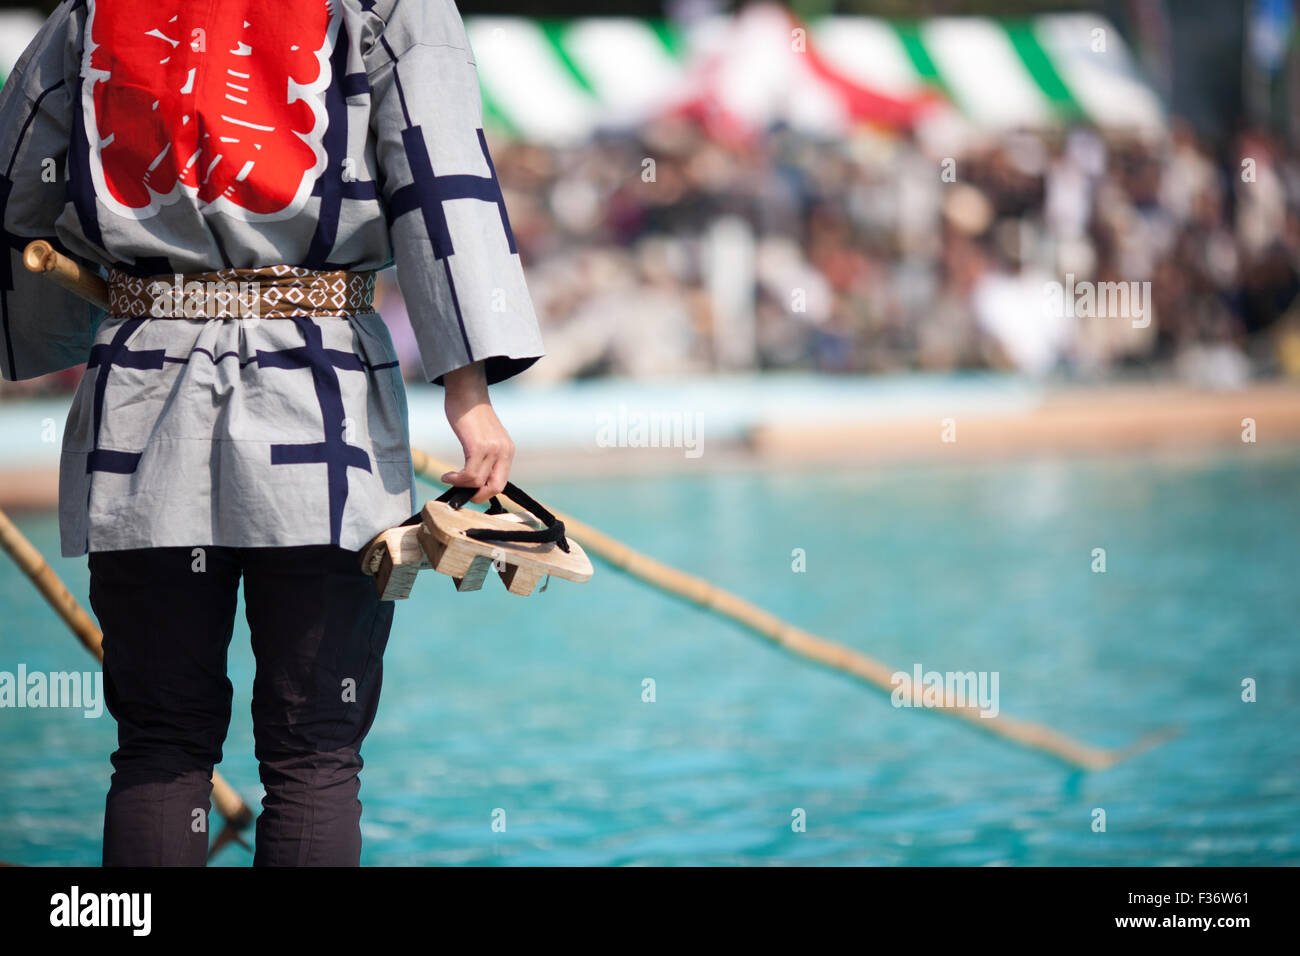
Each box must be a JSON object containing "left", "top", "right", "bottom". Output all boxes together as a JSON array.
[
  {"left": 362, "top": 0, "right": 544, "bottom": 386},
  {"left": 0, "top": 0, "right": 103, "bottom": 382}
]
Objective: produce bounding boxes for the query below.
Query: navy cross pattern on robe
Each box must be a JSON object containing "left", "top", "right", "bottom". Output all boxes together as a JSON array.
[
  {"left": 385, "top": 125, "right": 517, "bottom": 357},
  {"left": 86, "top": 319, "right": 167, "bottom": 475},
  {"left": 259, "top": 315, "right": 372, "bottom": 547},
  {"left": 387, "top": 127, "right": 518, "bottom": 262}
]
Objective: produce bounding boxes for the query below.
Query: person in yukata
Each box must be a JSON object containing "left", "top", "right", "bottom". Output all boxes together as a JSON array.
[{"left": 0, "top": 0, "right": 544, "bottom": 865}]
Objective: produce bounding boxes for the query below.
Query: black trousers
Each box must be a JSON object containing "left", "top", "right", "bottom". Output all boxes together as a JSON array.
[{"left": 88, "top": 545, "right": 394, "bottom": 866}]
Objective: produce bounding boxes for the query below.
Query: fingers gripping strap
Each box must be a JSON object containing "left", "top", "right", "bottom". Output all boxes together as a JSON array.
[{"left": 434, "top": 482, "right": 570, "bottom": 553}]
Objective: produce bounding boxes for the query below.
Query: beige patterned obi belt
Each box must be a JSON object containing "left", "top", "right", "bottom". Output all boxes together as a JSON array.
[{"left": 107, "top": 264, "right": 377, "bottom": 319}]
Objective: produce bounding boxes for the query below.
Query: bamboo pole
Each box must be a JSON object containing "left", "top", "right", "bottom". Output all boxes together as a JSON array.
[
  {"left": 20, "top": 240, "right": 1173, "bottom": 771},
  {"left": 410, "top": 450, "right": 1174, "bottom": 771},
  {"left": 0, "top": 506, "right": 254, "bottom": 858},
  {"left": 23, "top": 240, "right": 109, "bottom": 305}
]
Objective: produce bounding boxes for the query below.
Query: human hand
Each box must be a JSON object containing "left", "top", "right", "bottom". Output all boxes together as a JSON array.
[{"left": 441, "top": 361, "right": 514, "bottom": 503}]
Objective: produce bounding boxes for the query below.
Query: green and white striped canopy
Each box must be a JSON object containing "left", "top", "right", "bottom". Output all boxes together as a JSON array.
[
  {"left": 0, "top": 7, "right": 1164, "bottom": 144},
  {"left": 466, "top": 9, "right": 1164, "bottom": 143}
]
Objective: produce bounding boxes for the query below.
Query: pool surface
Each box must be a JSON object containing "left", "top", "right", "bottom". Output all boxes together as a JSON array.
[{"left": 1, "top": 447, "right": 1297, "bottom": 865}]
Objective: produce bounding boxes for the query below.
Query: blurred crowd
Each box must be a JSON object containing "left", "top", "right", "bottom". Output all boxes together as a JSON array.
[
  {"left": 479, "top": 115, "right": 1300, "bottom": 387},
  {"left": 7, "top": 113, "right": 1300, "bottom": 398}
]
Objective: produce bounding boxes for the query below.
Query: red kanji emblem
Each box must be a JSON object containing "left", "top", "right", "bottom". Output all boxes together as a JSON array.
[{"left": 83, "top": 0, "right": 336, "bottom": 220}]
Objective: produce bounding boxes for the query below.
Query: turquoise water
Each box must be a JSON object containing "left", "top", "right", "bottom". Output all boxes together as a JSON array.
[{"left": 1, "top": 448, "right": 1297, "bottom": 865}]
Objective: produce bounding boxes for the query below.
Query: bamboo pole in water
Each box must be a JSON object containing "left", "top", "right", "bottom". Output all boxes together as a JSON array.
[
  {"left": 20, "top": 239, "right": 1172, "bottom": 772},
  {"left": 0, "top": 506, "right": 254, "bottom": 857},
  {"left": 410, "top": 450, "right": 1174, "bottom": 771}
]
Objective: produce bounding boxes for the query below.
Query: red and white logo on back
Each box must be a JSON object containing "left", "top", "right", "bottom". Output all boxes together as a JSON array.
[{"left": 82, "top": 0, "right": 338, "bottom": 221}]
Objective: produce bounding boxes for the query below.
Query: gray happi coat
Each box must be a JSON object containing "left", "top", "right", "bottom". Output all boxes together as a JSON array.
[{"left": 0, "top": 0, "right": 544, "bottom": 556}]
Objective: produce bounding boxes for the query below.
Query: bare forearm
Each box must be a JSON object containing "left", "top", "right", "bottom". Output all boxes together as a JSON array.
[
  {"left": 441, "top": 361, "right": 515, "bottom": 502},
  {"left": 443, "top": 360, "right": 490, "bottom": 417}
]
